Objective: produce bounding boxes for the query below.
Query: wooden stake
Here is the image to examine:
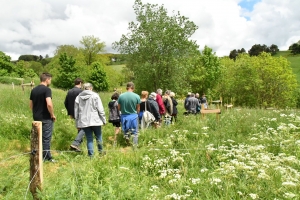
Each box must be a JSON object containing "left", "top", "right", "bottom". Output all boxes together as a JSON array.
[{"left": 30, "top": 121, "right": 43, "bottom": 200}]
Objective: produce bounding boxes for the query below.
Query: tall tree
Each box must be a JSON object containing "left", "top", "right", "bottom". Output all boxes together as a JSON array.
[
  {"left": 189, "top": 46, "right": 221, "bottom": 95},
  {"left": 89, "top": 62, "right": 108, "bottom": 91},
  {"left": 113, "top": 0, "right": 199, "bottom": 94},
  {"left": 80, "top": 35, "right": 106, "bottom": 65},
  {"left": 54, "top": 53, "right": 80, "bottom": 89},
  {"left": 0, "top": 51, "right": 15, "bottom": 76}
]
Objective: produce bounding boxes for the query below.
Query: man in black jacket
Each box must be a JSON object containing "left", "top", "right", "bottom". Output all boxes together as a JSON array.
[{"left": 64, "top": 78, "right": 84, "bottom": 151}]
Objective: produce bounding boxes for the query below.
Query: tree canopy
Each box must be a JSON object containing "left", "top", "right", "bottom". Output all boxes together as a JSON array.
[
  {"left": 80, "top": 35, "right": 106, "bottom": 65},
  {"left": 113, "top": 0, "right": 199, "bottom": 94}
]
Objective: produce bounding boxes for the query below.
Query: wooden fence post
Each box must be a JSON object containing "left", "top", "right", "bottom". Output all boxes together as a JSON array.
[{"left": 30, "top": 121, "right": 43, "bottom": 200}]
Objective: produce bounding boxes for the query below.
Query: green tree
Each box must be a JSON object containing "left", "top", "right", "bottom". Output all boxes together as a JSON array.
[
  {"left": 113, "top": 0, "right": 199, "bottom": 94},
  {"left": 218, "top": 53, "right": 298, "bottom": 108},
  {"left": 0, "top": 51, "right": 15, "bottom": 76},
  {"left": 248, "top": 44, "right": 270, "bottom": 56},
  {"left": 189, "top": 46, "right": 221, "bottom": 96},
  {"left": 89, "top": 62, "right": 108, "bottom": 91},
  {"left": 80, "top": 35, "right": 106, "bottom": 65},
  {"left": 45, "top": 45, "right": 87, "bottom": 81},
  {"left": 54, "top": 53, "right": 80, "bottom": 89}
]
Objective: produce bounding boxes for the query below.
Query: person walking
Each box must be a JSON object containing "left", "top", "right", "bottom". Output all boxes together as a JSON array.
[
  {"left": 64, "top": 78, "right": 84, "bottom": 152},
  {"left": 108, "top": 93, "right": 121, "bottom": 146},
  {"left": 156, "top": 89, "right": 165, "bottom": 125},
  {"left": 118, "top": 82, "right": 141, "bottom": 146},
  {"left": 30, "top": 72, "right": 56, "bottom": 162},
  {"left": 74, "top": 83, "right": 106, "bottom": 157},
  {"left": 186, "top": 93, "right": 200, "bottom": 114},
  {"left": 162, "top": 90, "right": 173, "bottom": 126}
]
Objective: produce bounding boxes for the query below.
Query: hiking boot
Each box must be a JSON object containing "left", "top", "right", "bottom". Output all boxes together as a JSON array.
[
  {"left": 70, "top": 145, "right": 81, "bottom": 152},
  {"left": 124, "top": 135, "right": 131, "bottom": 146}
]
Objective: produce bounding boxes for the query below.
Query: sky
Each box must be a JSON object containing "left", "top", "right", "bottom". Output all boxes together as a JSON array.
[{"left": 0, "top": 0, "right": 300, "bottom": 60}]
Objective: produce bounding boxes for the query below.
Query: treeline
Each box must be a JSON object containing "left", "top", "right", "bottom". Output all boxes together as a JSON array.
[
  {"left": 0, "top": 36, "right": 126, "bottom": 91},
  {"left": 1, "top": 0, "right": 300, "bottom": 108}
]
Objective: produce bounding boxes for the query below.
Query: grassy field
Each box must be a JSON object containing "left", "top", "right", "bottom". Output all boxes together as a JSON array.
[
  {"left": 275, "top": 51, "right": 300, "bottom": 83},
  {"left": 0, "top": 83, "right": 300, "bottom": 199},
  {"left": 109, "top": 64, "right": 125, "bottom": 74}
]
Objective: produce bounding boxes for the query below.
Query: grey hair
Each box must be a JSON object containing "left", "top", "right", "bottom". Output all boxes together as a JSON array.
[
  {"left": 83, "top": 83, "right": 93, "bottom": 90},
  {"left": 170, "top": 92, "right": 175, "bottom": 97},
  {"left": 156, "top": 88, "right": 162, "bottom": 95}
]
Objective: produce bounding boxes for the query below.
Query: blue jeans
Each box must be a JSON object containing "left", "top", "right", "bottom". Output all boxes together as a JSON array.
[
  {"left": 71, "top": 129, "right": 85, "bottom": 146},
  {"left": 42, "top": 119, "right": 54, "bottom": 160},
  {"left": 83, "top": 126, "right": 103, "bottom": 156}
]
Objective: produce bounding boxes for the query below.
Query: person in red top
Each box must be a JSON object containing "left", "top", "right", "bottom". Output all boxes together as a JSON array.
[{"left": 156, "top": 89, "right": 165, "bottom": 124}]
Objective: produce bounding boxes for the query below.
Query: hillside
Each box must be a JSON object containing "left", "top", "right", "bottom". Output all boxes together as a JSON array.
[{"left": 274, "top": 51, "right": 300, "bottom": 82}]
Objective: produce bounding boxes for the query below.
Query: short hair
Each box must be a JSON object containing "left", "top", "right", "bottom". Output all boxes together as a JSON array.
[
  {"left": 191, "top": 93, "right": 195, "bottom": 97},
  {"left": 83, "top": 83, "right": 93, "bottom": 90},
  {"left": 156, "top": 89, "right": 162, "bottom": 95},
  {"left": 141, "top": 91, "right": 149, "bottom": 98},
  {"left": 149, "top": 92, "right": 157, "bottom": 99},
  {"left": 170, "top": 92, "right": 175, "bottom": 97},
  {"left": 40, "top": 72, "right": 52, "bottom": 82},
  {"left": 74, "top": 78, "right": 83, "bottom": 85},
  {"left": 126, "top": 82, "right": 135, "bottom": 90},
  {"left": 111, "top": 92, "right": 119, "bottom": 100}
]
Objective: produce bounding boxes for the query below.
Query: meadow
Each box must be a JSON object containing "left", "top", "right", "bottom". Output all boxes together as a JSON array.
[{"left": 0, "top": 83, "right": 300, "bottom": 200}]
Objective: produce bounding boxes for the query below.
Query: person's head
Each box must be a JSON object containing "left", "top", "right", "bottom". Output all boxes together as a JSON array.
[
  {"left": 83, "top": 83, "right": 93, "bottom": 90},
  {"left": 156, "top": 89, "right": 162, "bottom": 95},
  {"left": 191, "top": 93, "right": 195, "bottom": 97},
  {"left": 170, "top": 92, "right": 175, "bottom": 97},
  {"left": 141, "top": 91, "right": 149, "bottom": 99},
  {"left": 40, "top": 72, "right": 52, "bottom": 86},
  {"left": 187, "top": 92, "right": 191, "bottom": 97},
  {"left": 74, "top": 78, "right": 83, "bottom": 86},
  {"left": 195, "top": 93, "right": 199, "bottom": 98},
  {"left": 126, "top": 82, "right": 135, "bottom": 91},
  {"left": 165, "top": 90, "right": 171, "bottom": 96},
  {"left": 202, "top": 93, "right": 206, "bottom": 97},
  {"left": 111, "top": 92, "right": 119, "bottom": 100},
  {"left": 149, "top": 92, "right": 157, "bottom": 100}
]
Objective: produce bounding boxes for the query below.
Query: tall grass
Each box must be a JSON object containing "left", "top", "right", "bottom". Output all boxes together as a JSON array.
[{"left": 0, "top": 84, "right": 300, "bottom": 199}]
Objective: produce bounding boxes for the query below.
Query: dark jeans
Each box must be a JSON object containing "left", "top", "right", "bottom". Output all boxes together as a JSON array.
[
  {"left": 42, "top": 119, "right": 54, "bottom": 160},
  {"left": 71, "top": 129, "right": 85, "bottom": 146},
  {"left": 83, "top": 126, "right": 103, "bottom": 156}
]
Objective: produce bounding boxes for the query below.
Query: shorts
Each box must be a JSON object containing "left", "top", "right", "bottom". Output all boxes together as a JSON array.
[{"left": 112, "top": 122, "right": 121, "bottom": 127}]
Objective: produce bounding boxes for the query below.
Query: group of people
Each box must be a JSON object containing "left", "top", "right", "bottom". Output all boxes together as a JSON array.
[
  {"left": 184, "top": 92, "right": 208, "bottom": 115},
  {"left": 29, "top": 73, "right": 206, "bottom": 161}
]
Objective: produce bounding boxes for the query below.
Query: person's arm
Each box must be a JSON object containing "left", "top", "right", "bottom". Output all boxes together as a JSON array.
[
  {"left": 95, "top": 95, "right": 106, "bottom": 124},
  {"left": 29, "top": 100, "right": 33, "bottom": 110},
  {"left": 46, "top": 97, "right": 56, "bottom": 122}
]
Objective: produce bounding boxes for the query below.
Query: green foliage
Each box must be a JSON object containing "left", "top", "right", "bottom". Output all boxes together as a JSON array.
[
  {"left": 113, "top": 0, "right": 199, "bottom": 94},
  {"left": 219, "top": 53, "right": 298, "bottom": 108},
  {"left": 0, "top": 51, "right": 15, "bottom": 75},
  {"left": 53, "top": 53, "right": 80, "bottom": 89},
  {"left": 80, "top": 35, "right": 106, "bottom": 65},
  {"left": 189, "top": 46, "right": 221, "bottom": 95},
  {"left": 229, "top": 48, "right": 246, "bottom": 60},
  {"left": 289, "top": 43, "right": 300, "bottom": 55},
  {"left": 248, "top": 44, "right": 279, "bottom": 56},
  {"left": 89, "top": 62, "right": 109, "bottom": 91},
  {"left": 18, "top": 54, "right": 39, "bottom": 61}
]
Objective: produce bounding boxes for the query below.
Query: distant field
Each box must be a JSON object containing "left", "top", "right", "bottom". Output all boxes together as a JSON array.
[
  {"left": 109, "top": 64, "right": 125, "bottom": 73},
  {"left": 275, "top": 51, "right": 300, "bottom": 83}
]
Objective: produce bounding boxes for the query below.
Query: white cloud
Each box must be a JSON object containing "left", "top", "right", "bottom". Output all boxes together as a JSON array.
[{"left": 0, "top": 0, "right": 299, "bottom": 60}]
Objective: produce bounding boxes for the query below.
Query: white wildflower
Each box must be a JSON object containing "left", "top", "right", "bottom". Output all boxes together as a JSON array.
[{"left": 249, "top": 193, "right": 258, "bottom": 199}]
